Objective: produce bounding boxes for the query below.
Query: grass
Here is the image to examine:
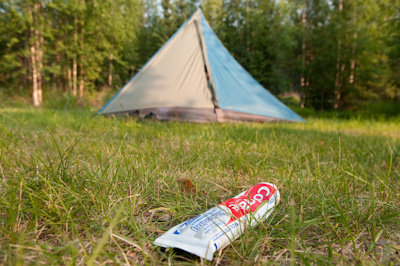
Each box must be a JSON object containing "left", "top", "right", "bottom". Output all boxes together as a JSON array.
[{"left": 0, "top": 107, "right": 399, "bottom": 265}]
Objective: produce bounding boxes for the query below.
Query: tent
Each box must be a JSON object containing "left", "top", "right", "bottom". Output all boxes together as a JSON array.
[{"left": 98, "top": 9, "right": 303, "bottom": 123}]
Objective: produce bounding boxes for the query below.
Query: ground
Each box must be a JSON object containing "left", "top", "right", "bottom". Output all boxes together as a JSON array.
[{"left": 0, "top": 108, "right": 399, "bottom": 265}]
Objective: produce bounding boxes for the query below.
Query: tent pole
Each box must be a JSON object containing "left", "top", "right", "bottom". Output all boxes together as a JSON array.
[{"left": 193, "top": 19, "right": 219, "bottom": 111}]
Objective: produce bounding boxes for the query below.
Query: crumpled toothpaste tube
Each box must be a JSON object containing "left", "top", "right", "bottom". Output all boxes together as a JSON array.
[{"left": 154, "top": 182, "right": 280, "bottom": 260}]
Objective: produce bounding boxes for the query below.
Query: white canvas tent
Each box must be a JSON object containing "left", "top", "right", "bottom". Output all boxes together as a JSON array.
[{"left": 99, "top": 9, "right": 303, "bottom": 123}]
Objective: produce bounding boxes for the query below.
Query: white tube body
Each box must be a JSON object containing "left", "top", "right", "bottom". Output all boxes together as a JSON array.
[{"left": 154, "top": 182, "right": 280, "bottom": 260}]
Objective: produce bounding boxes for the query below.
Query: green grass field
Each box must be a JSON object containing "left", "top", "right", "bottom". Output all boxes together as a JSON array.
[{"left": 0, "top": 108, "right": 399, "bottom": 265}]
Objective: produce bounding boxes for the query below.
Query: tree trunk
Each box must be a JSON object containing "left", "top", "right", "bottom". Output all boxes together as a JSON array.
[
  {"left": 55, "top": 42, "right": 63, "bottom": 90},
  {"left": 78, "top": 68, "right": 84, "bottom": 98},
  {"left": 67, "top": 67, "right": 72, "bottom": 92},
  {"left": 29, "top": 3, "right": 39, "bottom": 107},
  {"left": 349, "top": 8, "right": 357, "bottom": 85},
  {"left": 108, "top": 53, "right": 113, "bottom": 89},
  {"left": 245, "top": 0, "right": 250, "bottom": 51},
  {"left": 72, "top": 15, "right": 78, "bottom": 96},
  {"left": 334, "top": 0, "right": 343, "bottom": 110},
  {"left": 334, "top": 39, "right": 342, "bottom": 109},
  {"left": 236, "top": 0, "right": 241, "bottom": 33},
  {"left": 36, "top": 1, "right": 44, "bottom": 104},
  {"left": 306, "top": 51, "right": 312, "bottom": 103},
  {"left": 140, "top": 0, "right": 146, "bottom": 26},
  {"left": 79, "top": 5, "right": 85, "bottom": 98},
  {"left": 73, "top": 57, "right": 77, "bottom": 96},
  {"left": 349, "top": 41, "right": 356, "bottom": 84},
  {"left": 55, "top": 15, "right": 63, "bottom": 90},
  {"left": 30, "top": 45, "right": 39, "bottom": 107},
  {"left": 300, "top": 2, "right": 307, "bottom": 108},
  {"left": 36, "top": 29, "right": 43, "bottom": 104},
  {"left": 26, "top": 31, "right": 32, "bottom": 87},
  {"left": 34, "top": 28, "right": 42, "bottom": 103}
]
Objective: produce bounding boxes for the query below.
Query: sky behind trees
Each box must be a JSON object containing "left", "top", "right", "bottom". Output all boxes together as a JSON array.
[{"left": 0, "top": 0, "right": 399, "bottom": 110}]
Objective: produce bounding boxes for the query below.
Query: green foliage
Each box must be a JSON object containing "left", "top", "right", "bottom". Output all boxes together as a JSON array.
[
  {"left": 43, "top": 91, "right": 90, "bottom": 110},
  {"left": 356, "top": 101, "right": 400, "bottom": 119},
  {"left": 0, "top": 0, "right": 399, "bottom": 110}
]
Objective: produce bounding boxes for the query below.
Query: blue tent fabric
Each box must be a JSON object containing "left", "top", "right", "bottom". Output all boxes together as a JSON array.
[{"left": 200, "top": 13, "right": 303, "bottom": 122}]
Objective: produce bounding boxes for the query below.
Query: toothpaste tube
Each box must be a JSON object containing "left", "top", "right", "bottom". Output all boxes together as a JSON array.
[{"left": 154, "top": 182, "right": 280, "bottom": 260}]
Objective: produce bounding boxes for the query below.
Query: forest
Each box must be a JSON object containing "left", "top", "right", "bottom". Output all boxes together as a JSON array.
[
  {"left": 1, "top": 0, "right": 399, "bottom": 111},
  {"left": 1, "top": 1, "right": 400, "bottom": 265}
]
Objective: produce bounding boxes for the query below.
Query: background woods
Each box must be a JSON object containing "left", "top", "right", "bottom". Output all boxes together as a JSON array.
[{"left": 0, "top": 0, "right": 399, "bottom": 110}]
